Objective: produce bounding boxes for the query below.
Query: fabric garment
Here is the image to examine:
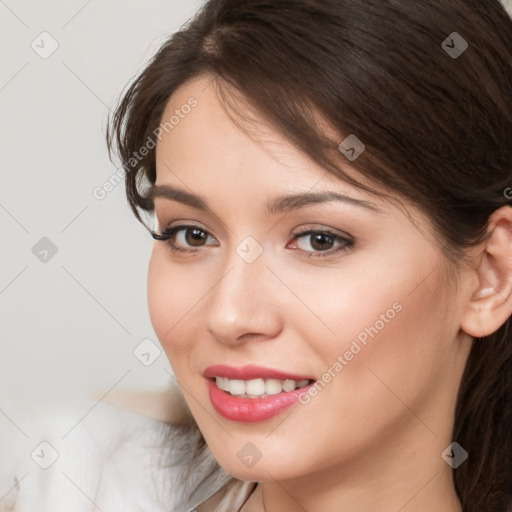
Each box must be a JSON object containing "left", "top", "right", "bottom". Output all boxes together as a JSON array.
[
  {"left": 192, "top": 479, "right": 257, "bottom": 511},
  {"left": 0, "top": 397, "right": 256, "bottom": 511}
]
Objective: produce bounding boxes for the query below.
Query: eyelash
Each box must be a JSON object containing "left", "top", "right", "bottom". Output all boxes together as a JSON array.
[{"left": 151, "top": 224, "right": 354, "bottom": 259}]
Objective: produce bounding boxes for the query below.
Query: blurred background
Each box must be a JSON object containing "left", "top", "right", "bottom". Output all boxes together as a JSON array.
[
  {"left": 1, "top": 0, "right": 512, "bottom": 436},
  {"left": 0, "top": 1, "right": 204, "bottom": 430}
]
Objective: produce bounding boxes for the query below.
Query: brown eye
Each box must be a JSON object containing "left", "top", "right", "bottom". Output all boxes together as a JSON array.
[
  {"left": 183, "top": 227, "right": 208, "bottom": 247},
  {"left": 151, "top": 224, "right": 218, "bottom": 253},
  {"left": 308, "top": 233, "right": 336, "bottom": 251},
  {"left": 290, "top": 229, "right": 354, "bottom": 259}
]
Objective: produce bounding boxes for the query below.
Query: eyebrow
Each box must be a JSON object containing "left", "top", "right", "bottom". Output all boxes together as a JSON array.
[{"left": 147, "top": 184, "right": 382, "bottom": 215}]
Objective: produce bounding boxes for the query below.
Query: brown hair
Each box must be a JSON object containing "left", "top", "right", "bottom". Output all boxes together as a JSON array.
[{"left": 106, "top": 1, "right": 512, "bottom": 510}]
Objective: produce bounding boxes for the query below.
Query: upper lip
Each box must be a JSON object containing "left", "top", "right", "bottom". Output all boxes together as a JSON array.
[{"left": 203, "top": 364, "right": 315, "bottom": 381}]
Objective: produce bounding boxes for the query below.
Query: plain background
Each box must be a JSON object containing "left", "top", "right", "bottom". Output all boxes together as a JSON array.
[
  {"left": 1, "top": 0, "right": 512, "bottom": 430},
  {"left": 0, "top": 1, "right": 204, "bottom": 430}
]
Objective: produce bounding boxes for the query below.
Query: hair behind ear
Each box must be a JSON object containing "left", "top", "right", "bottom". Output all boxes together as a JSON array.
[{"left": 453, "top": 321, "right": 512, "bottom": 511}]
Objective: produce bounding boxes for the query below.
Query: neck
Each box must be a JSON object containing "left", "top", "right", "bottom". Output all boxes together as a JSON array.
[{"left": 243, "top": 423, "right": 462, "bottom": 512}]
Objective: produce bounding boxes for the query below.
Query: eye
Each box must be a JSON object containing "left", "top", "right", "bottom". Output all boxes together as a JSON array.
[
  {"left": 151, "top": 224, "right": 218, "bottom": 253},
  {"left": 151, "top": 224, "right": 354, "bottom": 259},
  {"left": 288, "top": 228, "right": 354, "bottom": 258}
]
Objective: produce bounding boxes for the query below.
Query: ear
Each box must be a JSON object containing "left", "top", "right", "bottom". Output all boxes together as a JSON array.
[{"left": 461, "top": 206, "right": 512, "bottom": 338}]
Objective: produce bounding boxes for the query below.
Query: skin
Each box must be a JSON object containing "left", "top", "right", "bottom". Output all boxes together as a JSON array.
[{"left": 147, "top": 73, "right": 512, "bottom": 512}]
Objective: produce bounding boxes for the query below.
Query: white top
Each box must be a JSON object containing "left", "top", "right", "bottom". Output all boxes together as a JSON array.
[{"left": 0, "top": 397, "right": 256, "bottom": 511}]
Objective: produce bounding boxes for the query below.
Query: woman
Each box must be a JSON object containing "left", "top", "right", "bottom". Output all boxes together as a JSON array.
[
  {"left": 107, "top": 0, "right": 512, "bottom": 510},
  {"left": 2, "top": 0, "right": 511, "bottom": 511}
]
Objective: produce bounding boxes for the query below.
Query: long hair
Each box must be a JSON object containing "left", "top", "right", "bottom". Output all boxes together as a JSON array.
[{"left": 106, "top": 1, "right": 512, "bottom": 510}]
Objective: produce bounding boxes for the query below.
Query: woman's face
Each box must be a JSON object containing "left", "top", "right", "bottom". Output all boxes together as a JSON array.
[{"left": 147, "top": 74, "right": 473, "bottom": 483}]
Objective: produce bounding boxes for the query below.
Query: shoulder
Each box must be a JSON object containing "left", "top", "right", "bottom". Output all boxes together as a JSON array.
[{"left": 0, "top": 388, "right": 226, "bottom": 512}]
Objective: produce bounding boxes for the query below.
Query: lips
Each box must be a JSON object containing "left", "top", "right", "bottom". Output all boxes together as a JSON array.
[
  {"left": 203, "top": 364, "right": 315, "bottom": 381},
  {"left": 203, "top": 364, "right": 317, "bottom": 422}
]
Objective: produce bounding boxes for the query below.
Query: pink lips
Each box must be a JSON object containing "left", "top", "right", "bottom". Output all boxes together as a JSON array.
[
  {"left": 203, "top": 364, "right": 316, "bottom": 423},
  {"left": 203, "top": 364, "right": 314, "bottom": 381}
]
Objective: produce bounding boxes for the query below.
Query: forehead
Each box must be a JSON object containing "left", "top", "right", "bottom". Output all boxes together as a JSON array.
[
  {"left": 155, "top": 76, "right": 367, "bottom": 195},
  {"left": 153, "top": 75, "right": 432, "bottom": 232},
  {"left": 151, "top": 77, "right": 443, "bottom": 249},
  {"left": 156, "top": 76, "right": 308, "bottom": 175}
]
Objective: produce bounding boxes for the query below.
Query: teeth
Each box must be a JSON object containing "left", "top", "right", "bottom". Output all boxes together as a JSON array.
[
  {"left": 215, "top": 377, "right": 311, "bottom": 398},
  {"left": 265, "top": 379, "right": 283, "bottom": 395},
  {"left": 217, "top": 377, "right": 230, "bottom": 391},
  {"left": 282, "top": 379, "right": 296, "bottom": 392},
  {"left": 229, "top": 379, "right": 246, "bottom": 395},
  {"left": 246, "top": 379, "right": 266, "bottom": 395}
]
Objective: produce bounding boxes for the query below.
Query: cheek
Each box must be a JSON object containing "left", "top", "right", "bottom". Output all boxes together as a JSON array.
[
  {"left": 314, "top": 270, "right": 451, "bottom": 430},
  {"left": 314, "top": 243, "right": 442, "bottom": 349},
  {"left": 147, "top": 248, "right": 203, "bottom": 355},
  {"left": 282, "top": 245, "right": 451, "bottom": 413},
  {"left": 272, "top": 249, "right": 426, "bottom": 363},
  {"left": 147, "top": 249, "right": 167, "bottom": 339}
]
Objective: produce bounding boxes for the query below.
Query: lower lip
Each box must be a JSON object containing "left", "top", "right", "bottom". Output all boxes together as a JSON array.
[{"left": 207, "top": 379, "right": 314, "bottom": 423}]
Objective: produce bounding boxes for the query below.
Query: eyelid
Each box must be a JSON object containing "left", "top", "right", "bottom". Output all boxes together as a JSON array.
[
  {"left": 151, "top": 223, "right": 217, "bottom": 244},
  {"left": 151, "top": 218, "right": 210, "bottom": 237},
  {"left": 152, "top": 206, "right": 229, "bottom": 239},
  {"left": 288, "top": 227, "right": 354, "bottom": 257},
  {"left": 291, "top": 223, "right": 351, "bottom": 238}
]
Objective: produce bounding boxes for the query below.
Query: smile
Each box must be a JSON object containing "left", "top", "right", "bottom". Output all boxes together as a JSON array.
[
  {"left": 203, "top": 365, "right": 317, "bottom": 422},
  {"left": 214, "top": 377, "right": 312, "bottom": 398}
]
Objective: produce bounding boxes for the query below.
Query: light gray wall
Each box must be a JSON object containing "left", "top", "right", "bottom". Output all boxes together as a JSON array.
[{"left": 0, "top": 1, "right": 204, "bottom": 424}]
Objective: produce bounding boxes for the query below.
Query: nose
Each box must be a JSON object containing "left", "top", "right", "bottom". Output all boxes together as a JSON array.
[{"left": 204, "top": 242, "right": 284, "bottom": 347}]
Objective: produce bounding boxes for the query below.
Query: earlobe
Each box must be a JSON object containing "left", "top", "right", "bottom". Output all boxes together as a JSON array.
[{"left": 461, "top": 206, "right": 512, "bottom": 338}]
